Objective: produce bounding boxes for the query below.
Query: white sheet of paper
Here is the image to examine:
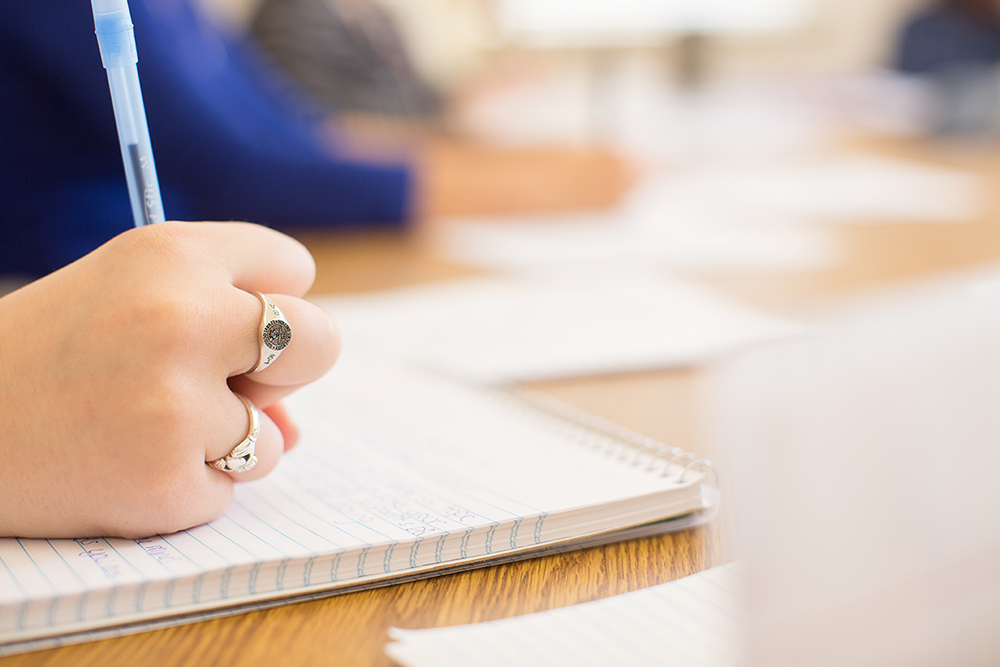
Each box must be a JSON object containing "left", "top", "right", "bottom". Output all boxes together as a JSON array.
[
  {"left": 439, "top": 211, "right": 837, "bottom": 274},
  {"left": 709, "top": 266, "right": 1000, "bottom": 667},
  {"left": 317, "top": 272, "right": 803, "bottom": 382},
  {"left": 385, "top": 563, "right": 745, "bottom": 667},
  {"left": 638, "top": 154, "right": 984, "bottom": 224},
  {"left": 439, "top": 155, "right": 979, "bottom": 275}
]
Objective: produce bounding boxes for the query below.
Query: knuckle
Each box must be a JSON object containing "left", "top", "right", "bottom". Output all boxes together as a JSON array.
[
  {"left": 120, "top": 457, "right": 226, "bottom": 537},
  {"left": 148, "top": 476, "right": 209, "bottom": 535},
  {"left": 290, "top": 239, "right": 317, "bottom": 288},
  {"left": 114, "top": 221, "right": 207, "bottom": 270}
]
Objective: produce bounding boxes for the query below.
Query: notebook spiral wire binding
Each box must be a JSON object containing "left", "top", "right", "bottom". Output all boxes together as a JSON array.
[
  {"left": 488, "top": 382, "right": 716, "bottom": 486},
  {"left": 407, "top": 362, "right": 716, "bottom": 499}
]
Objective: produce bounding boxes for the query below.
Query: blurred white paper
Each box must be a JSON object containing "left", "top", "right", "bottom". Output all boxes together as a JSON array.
[
  {"left": 439, "top": 211, "right": 837, "bottom": 275},
  {"left": 709, "top": 265, "right": 1000, "bottom": 667},
  {"left": 440, "top": 154, "right": 978, "bottom": 275},
  {"left": 499, "top": 0, "right": 810, "bottom": 37},
  {"left": 317, "top": 272, "right": 802, "bottom": 382},
  {"left": 385, "top": 562, "right": 745, "bottom": 667},
  {"left": 648, "top": 154, "right": 984, "bottom": 224}
]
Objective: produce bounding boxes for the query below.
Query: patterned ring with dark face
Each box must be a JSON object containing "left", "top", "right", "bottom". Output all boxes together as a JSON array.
[
  {"left": 263, "top": 319, "right": 292, "bottom": 351},
  {"left": 247, "top": 292, "right": 293, "bottom": 373}
]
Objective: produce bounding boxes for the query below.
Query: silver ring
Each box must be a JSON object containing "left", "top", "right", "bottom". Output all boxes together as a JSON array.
[
  {"left": 208, "top": 394, "right": 259, "bottom": 474},
  {"left": 247, "top": 292, "right": 291, "bottom": 374}
]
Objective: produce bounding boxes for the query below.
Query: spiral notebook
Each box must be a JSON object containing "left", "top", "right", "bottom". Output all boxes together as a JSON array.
[{"left": 0, "top": 350, "right": 718, "bottom": 656}]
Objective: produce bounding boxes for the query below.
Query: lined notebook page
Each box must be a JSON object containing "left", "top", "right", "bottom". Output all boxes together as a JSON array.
[
  {"left": 386, "top": 563, "right": 744, "bottom": 667},
  {"left": 0, "top": 351, "right": 708, "bottom": 651}
]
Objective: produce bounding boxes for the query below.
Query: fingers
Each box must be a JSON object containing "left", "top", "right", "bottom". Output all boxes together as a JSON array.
[
  {"left": 162, "top": 221, "right": 317, "bottom": 297},
  {"left": 264, "top": 402, "right": 300, "bottom": 452},
  {"left": 226, "top": 292, "right": 342, "bottom": 385},
  {"left": 153, "top": 226, "right": 335, "bottom": 487},
  {"left": 227, "top": 377, "right": 311, "bottom": 421},
  {"left": 204, "top": 391, "right": 285, "bottom": 483},
  {"left": 209, "top": 290, "right": 339, "bottom": 484}
]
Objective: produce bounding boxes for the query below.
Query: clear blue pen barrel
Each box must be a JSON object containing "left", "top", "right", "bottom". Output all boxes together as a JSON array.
[
  {"left": 106, "top": 64, "right": 164, "bottom": 226},
  {"left": 93, "top": 0, "right": 165, "bottom": 226}
]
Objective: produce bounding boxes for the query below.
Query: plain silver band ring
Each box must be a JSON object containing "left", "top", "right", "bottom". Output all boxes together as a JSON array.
[
  {"left": 247, "top": 292, "right": 292, "bottom": 374},
  {"left": 208, "top": 394, "right": 260, "bottom": 474}
]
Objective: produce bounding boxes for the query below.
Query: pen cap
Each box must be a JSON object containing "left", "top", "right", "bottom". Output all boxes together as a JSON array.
[{"left": 92, "top": 0, "right": 137, "bottom": 69}]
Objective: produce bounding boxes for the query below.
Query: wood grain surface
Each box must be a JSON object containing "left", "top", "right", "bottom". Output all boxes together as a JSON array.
[{"left": 6, "top": 133, "right": 1000, "bottom": 666}]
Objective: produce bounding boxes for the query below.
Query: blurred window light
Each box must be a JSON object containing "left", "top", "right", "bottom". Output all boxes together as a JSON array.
[{"left": 499, "top": 0, "right": 815, "bottom": 45}]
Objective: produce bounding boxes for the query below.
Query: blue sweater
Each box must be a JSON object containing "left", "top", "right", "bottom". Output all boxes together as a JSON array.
[
  {"left": 896, "top": 5, "right": 1000, "bottom": 74},
  {"left": 0, "top": 0, "right": 410, "bottom": 277}
]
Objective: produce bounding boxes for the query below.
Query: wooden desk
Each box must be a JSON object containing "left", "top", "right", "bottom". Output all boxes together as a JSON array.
[{"left": 6, "top": 134, "right": 1000, "bottom": 666}]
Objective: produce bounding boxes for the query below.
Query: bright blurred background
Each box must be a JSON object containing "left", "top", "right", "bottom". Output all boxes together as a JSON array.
[
  {"left": 190, "top": 0, "right": 1000, "bottom": 298},
  {"left": 195, "top": 0, "right": 988, "bottom": 150},
  {"left": 199, "top": 0, "right": 935, "bottom": 85}
]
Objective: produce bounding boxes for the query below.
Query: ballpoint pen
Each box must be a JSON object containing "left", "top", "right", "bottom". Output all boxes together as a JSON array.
[{"left": 91, "top": 0, "right": 165, "bottom": 227}]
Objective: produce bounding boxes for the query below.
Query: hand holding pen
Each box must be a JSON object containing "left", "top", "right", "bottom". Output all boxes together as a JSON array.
[
  {"left": 0, "top": 222, "right": 341, "bottom": 538},
  {"left": 0, "top": 2, "right": 342, "bottom": 539},
  {"left": 92, "top": 0, "right": 165, "bottom": 227}
]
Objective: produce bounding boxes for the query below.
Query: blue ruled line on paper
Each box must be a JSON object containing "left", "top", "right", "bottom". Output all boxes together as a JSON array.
[
  {"left": 131, "top": 538, "right": 183, "bottom": 574},
  {"left": 173, "top": 527, "right": 241, "bottom": 565},
  {"left": 220, "top": 566, "right": 235, "bottom": 600},
  {"left": 652, "top": 597, "right": 728, "bottom": 663},
  {"left": 236, "top": 483, "right": 355, "bottom": 552},
  {"left": 133, "top": 582, "right": 148, "bottom": 614},
  {"left": 383, "top": 544, "right": 396, "bottom": 574},
  {"left": 434, "top": 535, "right": 446, "bottom": 564},
  {"left": 229, "top": 499, "right": 316, "bottom": 556},
  {"left": 106, "top": 586, "right": 117, "bottom": 619},
  {"left": 102, "top": 538, "right": 149, "bottom": 580},
  {"left": 357, "top": 547, "right": 371, "bottom": 578},
  {"left": 533, "top": 513, "right": 547, "bottom": 543},
  {"left": 191, "top": 573, "right": 207, "bottom": 605},
  {"left": 300, "top": 422, "right": 541, "bottom": 552},
  {"left": 459, "top": 529, "right": 472, "bottom": 559},
  {"left": 330, "top": 551, "right": 344, "bottom": 583},
  {"left": 509, "top": 518, "right": 522, "bottom": 550},
  {"left": 673, "top": 579, "right": 741, "bottom": 621},
  {"left": 77, "top": 591, "right": 89, "bottom": 624},
  {"left": 46, "top": 595, "right": 58, "bottom": 629},
  {"left": 485, "top": 524, "right": 498, "bottom": 555},
  {"left": 163, "top": 578, "right": 176, "bottom": 608},
  {"left": 275, "top": 459, "right": 424, "bottom": 559},
  {"left": 276, "top": 558, "right": 291, "bottom": 591},
  {"left": 201, "top": 518, "right": 276, "bottom": 561},
  {"left": 42, "top": 540, "right": 89, "bottom": 628},
  {"left": 16, "top": 601, "right": 28, "bottom": 632},
  {"left": 303, "top": 556, "right": 317, "bottom": 586},
  {"left": 248, "top": 563, "right": 261, "bottom": 595},
  {"left": 409, "top": 539, "right": 423, "bottom": 569},
  {"left": 701, "top": 563, "right": 745, "bottom": 596},
  {"left": 0, "top": 551, "right": 29, "bottom": 601},
  {"left": 15, "top": 539, "right": 58, "bottom": 630}
]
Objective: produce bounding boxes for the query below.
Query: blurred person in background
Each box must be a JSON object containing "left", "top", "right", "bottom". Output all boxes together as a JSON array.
[
  {"left": 0, "top": 0, "right": 629, "bottom": 280},
  {"left": 251, "top": 0, "right": 444, "bottom": 123},
  {"left": 895, "top": 0, "right": 1000, "bottom": 134}
]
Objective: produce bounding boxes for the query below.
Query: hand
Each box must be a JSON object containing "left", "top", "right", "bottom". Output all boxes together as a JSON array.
[
  {"left": 322, "top": 118, "right": 636, "bottom": 221},
  {"left": 416, "top": 138, "right": 637, "bottom": 220},
  {"left": 0, "top": 222, "right": 340, "bottom": 538}
]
